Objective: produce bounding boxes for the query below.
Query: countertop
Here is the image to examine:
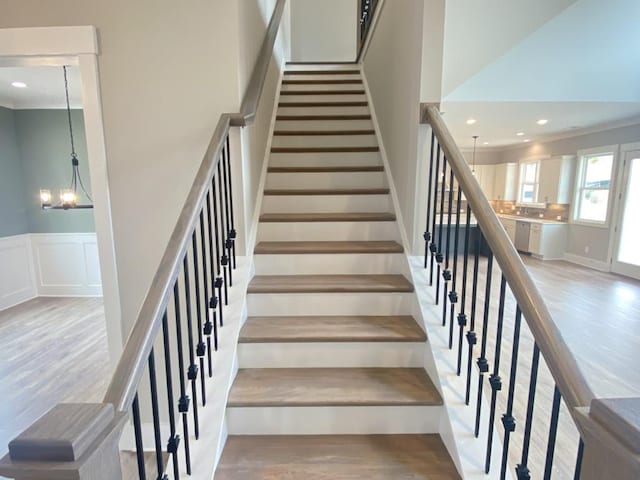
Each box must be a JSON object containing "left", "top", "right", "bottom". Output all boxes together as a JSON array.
[{"left": 496, "top": 214, "right": 568, "bottom": 225}]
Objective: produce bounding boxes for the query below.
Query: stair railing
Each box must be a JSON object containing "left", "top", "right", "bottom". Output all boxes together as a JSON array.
[
  {"left": 420, "top": 104, "right": 640, "bottom": 479},
  {"left": 0, "top": 1, "right": 287, "bottom": 480}
]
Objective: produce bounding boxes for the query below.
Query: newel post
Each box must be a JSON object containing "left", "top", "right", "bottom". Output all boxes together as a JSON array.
[
  {"left": 0, "top": 403, "right": 127, "bottom": 480},
  {"left": 575, "top": 398, "right": 640, "bottom": 480}
]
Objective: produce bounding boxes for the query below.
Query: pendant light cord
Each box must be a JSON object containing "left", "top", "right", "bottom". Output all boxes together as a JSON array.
[
  {"left": 472, "top": 135, "right": 478, "bottom": 173},
  {"left": 64, "top": 66, "right": 77, "bottom": 159}
]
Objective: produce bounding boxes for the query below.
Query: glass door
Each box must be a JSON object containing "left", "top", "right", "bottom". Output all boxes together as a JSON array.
[{"left": 612, "top": 150, "right": 640, "bottom": 279}]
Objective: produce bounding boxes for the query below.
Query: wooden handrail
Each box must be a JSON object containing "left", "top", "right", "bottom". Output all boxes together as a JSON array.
[
  {"left": 356, "top": 0, "right": 387, "bottom": 63},
  {"left": 422, "top": 105, "right": 595, "bottom": 411},
  {"left": 103, "top": 0, "right": 287, "bottom": 412}
]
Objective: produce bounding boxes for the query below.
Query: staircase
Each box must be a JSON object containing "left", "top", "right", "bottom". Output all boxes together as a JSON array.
[{"left": 216, "top": 65, "right": 460, "bottom": 478}]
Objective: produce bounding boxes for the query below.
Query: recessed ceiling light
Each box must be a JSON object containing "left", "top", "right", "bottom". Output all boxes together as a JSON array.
[
  {"left": 466, "top": 118, "right": 477, "bottom": 125},
  {"left": 537, "top": 119, "right": 548, "bottom": 125},
  {"left": 11, "top": 81, "right": 27, "bottom": 88},
  {"left": 483, "top": 142, "right": 489, "bottom": 145},
  {"left": 523, "top": 139, "right": 531, "bottom": 143},
  {"left": 516, "top": 132, "right": 525, "bottom": 136}
]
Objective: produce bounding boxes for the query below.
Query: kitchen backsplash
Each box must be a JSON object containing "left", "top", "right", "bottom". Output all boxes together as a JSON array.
[{"left": 491, "top": 200, "right": 570, "bottom": 222}]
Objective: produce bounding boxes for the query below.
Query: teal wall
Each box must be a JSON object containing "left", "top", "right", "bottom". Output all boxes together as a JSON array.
[
  {"left": 0, "top": 108, "right": 95, "bottom": 237},
  {"left": 0, "top": 107, "right": 29, "bottom": 236}
]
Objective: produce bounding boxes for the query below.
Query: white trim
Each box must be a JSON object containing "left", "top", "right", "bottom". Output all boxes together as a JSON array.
[
  {"left": 563, "top": 253, "right": 610, "bottom": 272},
  {"left": 620, "top": 142, "right": 640, "bottom": 153},
  {"left": 360, "top": 67, "right": 412, "bottom": 251},
  {"left": 0, "top": 26, "right": 123, "bottom": 367},
  {"left": 0, "top": 234, "right": 37, "bottom": 311}
]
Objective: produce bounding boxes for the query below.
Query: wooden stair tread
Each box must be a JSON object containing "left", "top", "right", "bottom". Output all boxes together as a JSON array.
[
  {"left": 239, "top": 315, "right": 426, "bottom": 343},
  {"left": 121, "top": 451, "right": 169, "bottom": 480},
  {"left": 259, "top": 212, "right": 395, "bottom": 222},
  {"left": 228, "top": 368, "right": 441, "bottom": 407},
  {"left": 273, "top": 129, "right": 375, "bottom": 136},
  {"left": 283, "top": 79, "right": 363, "bottom": 85},
  {"left": 263, "top": 188, "right": 389, "bottom": 196},
  {"left": 267, "top": 165, "right": 383, "bottom": 172},
  {"left": 279, "top": 101, "right": 368, "bottom": 107},
  {"left": 247, "top": 274, "right": 414, "bottom": 293},
  {"left": 271, "top": 146, "right": 379, "bottom": 153},
  {"left": 216, "top": 435, "right": 460, "bottom": 479},
  {"left": 254, "top": 241, "right": 403, "bottom": 254},
  {"left": 284, "top": 69, "right": 361, "bottom": 75},
  {"left": 280, "top": 89, "right": 366, "bottom": 95},
  {"left": 276, "top": 114, "right": 372, "bottom": 121}
]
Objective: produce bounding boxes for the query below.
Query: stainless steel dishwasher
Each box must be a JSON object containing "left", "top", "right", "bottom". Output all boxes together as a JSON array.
[{"left": 515, "top": 221, "right": 531, "bottom": 252}]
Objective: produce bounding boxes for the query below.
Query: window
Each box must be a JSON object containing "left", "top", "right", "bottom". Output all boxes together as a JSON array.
[
  {"left": 574, "top": 150, "right": 615, "bottom": 225},
  {"left": 518, "top": 161, "right": 540, "bottom": 204}
]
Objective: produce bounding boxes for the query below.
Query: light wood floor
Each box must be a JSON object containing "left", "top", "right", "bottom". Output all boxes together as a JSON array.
[
  {"left": 0, "top": 297, "right": 110, "bottom": 457},
  {"left": 443, "top": 254, "right": 640, "bottom": 479}
]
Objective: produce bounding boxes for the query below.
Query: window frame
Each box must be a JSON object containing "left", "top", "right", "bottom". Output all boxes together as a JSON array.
[
  {"left": 517, "top": 159, "right": 541, "bottom": 205},
  {"left": 572, "top": 145, "right": 618, "bottom": 228}
]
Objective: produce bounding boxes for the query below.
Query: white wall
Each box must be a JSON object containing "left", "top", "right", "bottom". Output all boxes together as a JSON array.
[
  {"left": 362, "top": 0, "right": 426, "bottom": 253},
  {"left": 290, "top": 0, "right": 358, "bottom": 62},
  {"left": 0, "top": 233, "right": 102, "bottom": 311}
]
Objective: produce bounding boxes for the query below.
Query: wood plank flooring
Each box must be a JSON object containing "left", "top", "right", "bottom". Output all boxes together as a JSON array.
[
  {"left": 239, "top": 316, "right": 426, "bottom": 343},
  {"left": 216, "top": 435, "right": 461, "bottom": 480},
  {"left": 228, "top": 368, "right": 442, "bottom": 407},
  {"left": 0, "top": 298, "right": 109, "bottom": 458},
  {"left": 247, "top": 274, "right": 414, "bottom": 293}
]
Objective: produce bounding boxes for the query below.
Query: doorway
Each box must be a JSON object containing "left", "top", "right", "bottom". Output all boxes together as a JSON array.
[{"left": 612, "top": 147, "right": 640, "bottom": 279}]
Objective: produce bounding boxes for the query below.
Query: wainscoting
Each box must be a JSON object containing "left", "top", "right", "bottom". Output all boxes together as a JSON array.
[{"left": 0, "top": 233, "right": 102, "bottom": 311}]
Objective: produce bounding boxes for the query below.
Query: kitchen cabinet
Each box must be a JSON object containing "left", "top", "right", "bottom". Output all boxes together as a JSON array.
[
  {"left": 538, "top": 156, "right": 575, "bottom": 204},
  {"left": 493, "top": 163, "right": 518, "bottom": 201},
  {"left": 473, "top": 164, "right": 495, "bottom": 200},
  {"left": 499, "top": 217, "right": 517, "bottom": 243},
  {"left": 528, "top": 223, "right": 568, "bottom": 259}
]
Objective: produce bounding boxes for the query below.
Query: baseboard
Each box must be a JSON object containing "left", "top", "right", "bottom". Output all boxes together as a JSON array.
[
  {"left": 0, "top": 234, "right": 37, "bottom": 311},
  {"left": 563, "top": 253, "right": 611, "bottom": 272}
]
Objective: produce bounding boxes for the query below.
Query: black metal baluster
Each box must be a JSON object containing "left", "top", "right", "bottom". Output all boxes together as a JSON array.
[
  {"left": 206, "top": 190, "right": 223, "bottom": 341},
  {"left": 173, "top": 283, "right": 192, "bottom": 475},
  {"left": 424, "top": 131, "right": 436, "bottom": 269},
  {"left": 516, "top": 343, "right": 541, "bottom": 480},
  {"left": 161, "top": 312, "right": 180, "bottom": 480},
  {"left": 148, "top": 349, "right": 166, "bottom": 480},
  {"left": 212, "top": 179, "right": 226, "bottom": 321},
  {"left": 448, "top": 181, "right": 462, "bottom": 349},
  {"left": 500, "top": 306, "right": 522, "bottom": 480},
  {"left": 224, "top": 135, "right": 237, "bottom": 270},
  {"left": 457, "top": 205, "right": 472, "bottom": 376},
  {"left": 574, "top": 440, "right": 584, "bottom": 480},
  {"left": 465, "top": 232, "right": 482, "bottom": 405},
  {"left": 131, "top": 394, "right": 147, "bottom": 480},
  {"left": 442, "top": 165, "right": 454, "bottom": 328},
  {"left": 183, "top": 257, "right": 200, "bottom": 440},
  {"left": 475, "top": 250, "right": 494, "bottom": 437},
  {"left": 485, "top": 275, "right": 507, "bottom": 473},
  {"left": 543, "top": 386, "right": 562, "bottom": 480},
  {"left": 217, "top": 161, "right": 230, "bottom": 303},
  {"left": 191, "top": 231, "right": 207, "bottom": 404},
  {"left": 221, "top": 139, "right": 233, "bottom": 286},
  {"left": 202, "top": 203, "right": 218, "bottom": 379},
  {"left": 435, "top": 152, "right": 446, "bottom": 305},
  {"left": 429, "top": 143, "right": 441, "bottom": 286}
]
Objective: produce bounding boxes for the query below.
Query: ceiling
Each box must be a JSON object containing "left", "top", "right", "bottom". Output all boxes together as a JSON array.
[
  {"left": 0, "top": 66, "right": 83, "bottom": 110},
  {"left": 441, "top": 0, "right": 640, "bottom": 149}
]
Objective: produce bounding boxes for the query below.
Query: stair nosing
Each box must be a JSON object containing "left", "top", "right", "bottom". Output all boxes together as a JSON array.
[
  {"left": 267, "top": 166, "right": 383, "bottom": 173},
  {"left": 247, "top": 274, "right": 414, "bottom": 294},
  {"left": 271, "top": 146, "right": 379, "bottom": 153},
  {"left": 259, "top": 212, "right": 396, "bottom": 222},
  {"left": 284, "top": 69, "right": 361, "bottom": 75},
  {"left": 280, "top": 90, "right": 366, "bottom": 95},
  {"left": 254, "top": 241, "right": 404, "bottom": 255},
  {"left": 272, "top": 130, "right": 375, "bottom": 136},
  {"left": 263, "top": 189, "right": 389, "bottom": 196},
  {"left": 276, "top": 115, "right": 372, "bottom": 121}
]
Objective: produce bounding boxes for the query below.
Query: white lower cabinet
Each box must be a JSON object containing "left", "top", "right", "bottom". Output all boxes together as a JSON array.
[
  {"left": 528, "top": 223, "right": 567, "bottom": 259},
  {"left": 499, "top": 218, "right": 517, "bottom": 243}
]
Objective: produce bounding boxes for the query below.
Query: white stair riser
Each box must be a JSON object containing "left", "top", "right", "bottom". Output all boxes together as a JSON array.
[
  {"left": 265, "top": 171, "right": 386, "bottom": 190},
  {"left": 261, "top": 194, "right": 390, "bottom": 213},
  {"left": 256, "top": 221, "right": 400, "bottom": 241},
  {"left": 270, "top": 151, "right": 382, "bottom": 167},
  {"left": 283, "top": 73, "right": 362, "bottom": 81},
  {"left": 275, "top": 119, "right": 374, "bottom": 132},
  {"left": 238, "top": 342, "right": 426, "bottom": 368},
  {"left": 226, "top": 405, "right": 442, "bottom": 434},
  {"left": 278, "top": 106, "right": 370, "bottom": 116},
  {"left": 279, "top": 94, "right": 367, "bottom": 103},
  {"left": 281, "top": 83, "right": 364, "bottom": 92},
  {"left": 247, "top": 292, "right": 414, "bottom": 316},
  {"left": 254, "top": 253, "right": 405, "bottom": 275},
  {"left": 271, "top": 134, "right": 377, "bottom": 148}
]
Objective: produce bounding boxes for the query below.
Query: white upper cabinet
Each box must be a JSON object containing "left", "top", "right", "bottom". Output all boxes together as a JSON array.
[
  {"left": 473, "top": 164, "right": 496, "bottom": 200},
  {"left": 494, "top": 163, "right": 518, "bottom": 201},
  {"left": 538, "top": 155, "right": 575, "bottom": 204}
]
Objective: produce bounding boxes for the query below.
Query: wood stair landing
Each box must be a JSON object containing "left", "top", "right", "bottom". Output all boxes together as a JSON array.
[
  {"left": 254, "top": 240, "right": 403, "bottom": 254},
  {"left": 239, "top": 315, "right": 426, "bottom": 343},
  {"left": 247, "top": 274, "right": 414, "bottom": 293},
  {"left": 227, "top": 368, "right": 442, "bottom": 407},
  {"left": 121, "top": 451, "right": 169, "bottom": 480},
  {"left": 216, "top": 435, "right": 460, "bottom": 480}
]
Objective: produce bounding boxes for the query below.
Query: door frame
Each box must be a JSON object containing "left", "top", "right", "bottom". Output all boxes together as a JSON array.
[
  {"left": 611, "top": 142, "right": 640, "bottom": 279},
  {"left": 0, "top": 26, "right": 123, "bottom": 367}
]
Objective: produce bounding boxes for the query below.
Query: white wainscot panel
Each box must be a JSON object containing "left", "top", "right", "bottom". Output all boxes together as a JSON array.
[
  {"left": 31, "top": 233, "right": 102, "bottom": 296},
  {"left": 0, "top": 235, "right": 37, "bottom": 311}
]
